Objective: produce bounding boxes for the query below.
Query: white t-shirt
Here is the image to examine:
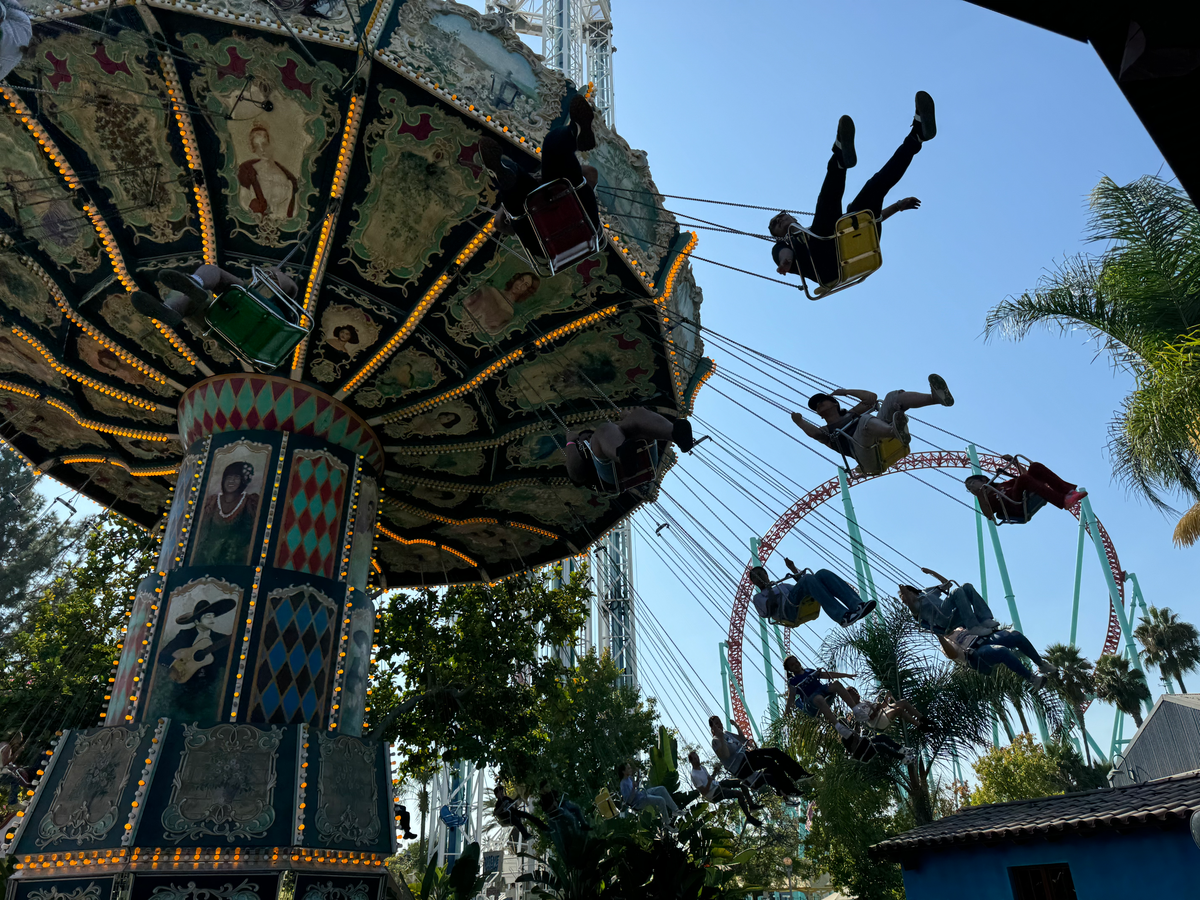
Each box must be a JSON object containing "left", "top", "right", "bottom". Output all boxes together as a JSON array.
[
  {"left": 1, "top": 3, "right": 33, "bottom": 82},
  {"left": 752, "top": 584, "right": 788, "bottom": 620},
  {"left": 852, "top": 701, "right": 890, "bottom": 731},
  {"left": 690, "top": 766, "right": 718, "bottom": 800}
]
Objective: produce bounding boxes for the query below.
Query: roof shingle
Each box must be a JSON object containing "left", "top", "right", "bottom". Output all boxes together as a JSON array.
[{"left": 873, "top": 770, "right": 1200, "bottom": 858}]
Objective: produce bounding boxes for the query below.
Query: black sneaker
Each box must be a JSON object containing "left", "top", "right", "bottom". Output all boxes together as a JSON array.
[
  {"left": 843, "top": 599, "right": 877, "bottom": 626},
  {"left": 570, "top": 93, "right": 597, "bottom": 150},
  {"left": 479, "top": 137, "right": 517, "bottom": 193},
  {"left": 833, "top": 115, "right": 856, "bottom": 168},
  {"left": 913, "top": 91, "right": 936, "bottom": 142},
  {"left": 159, "top": 270, "right": 209, "bottom": 308},
  {"left": 130, "top": 290, "right": 182, "bottom": 327},
  {"left": 891, "top": 410, "right": 911, "bottom": 446},
  {"left": 671, "top": 418, "right": 696, "bottom": 452}
]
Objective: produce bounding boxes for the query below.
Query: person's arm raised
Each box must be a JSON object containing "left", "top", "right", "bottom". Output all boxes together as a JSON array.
[
  {"left": 880, "top": 197, "right": 920, "bottom": 221},
  {"left": 789, "top": 412, "right": 826, "bottom": 440},
  {"left": 832, "top": 388, "right": 877, "bottom": 417},
  {"left": 776, "top": 247, "right": 795, "bottom": 275}
]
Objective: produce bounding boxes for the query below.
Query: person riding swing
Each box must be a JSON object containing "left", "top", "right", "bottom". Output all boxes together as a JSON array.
[
  {"left": 769, "top": 91, "right": 938, "bottom": 298},
  {"left": 749, "top": 558, "right": 875, "bottom": 628},
  {"left": 564, "top": 408, "right": 697, "bottom": 494},
  {"left": 790, "top": 377, "right": 954, "bottom": 476},
  {"left": 964, "top": 455, "right": 1087, "bottom": 525}
]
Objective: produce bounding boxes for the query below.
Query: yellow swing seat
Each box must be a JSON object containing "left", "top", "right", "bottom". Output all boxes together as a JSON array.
[
  {"left": 796, "top": 210, "right": 883, "bottom": 300},
  {"left": 594, "top": 786, "right": 620, "bottom": 819},
  {"left": 773, "top": 595, "right": 821, "bottom": 628}
]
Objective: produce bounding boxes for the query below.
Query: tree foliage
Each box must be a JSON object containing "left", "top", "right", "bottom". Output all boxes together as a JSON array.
[
  {"left": 970, "top": 734, "right": 1066, "bottom": 805},
  {"left": 984, "top": 175, "right": 1200, "bottom": 532},
  {"left": 1134, "top": 605, "right": 1200, "bottom": 692},
  {"left": 1043, "top": 643, "right": 1095, "bottom": 764},
  {"left": 1092, "top": 653, "right": 1151, "bottom": 726}
]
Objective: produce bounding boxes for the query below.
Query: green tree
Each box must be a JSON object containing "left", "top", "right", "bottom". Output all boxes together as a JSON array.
[
  {"left": 371, "top": 567, "right": 591, "bottom": 776},
  {"left": 0, "top": 515, "right": 153, "bottom": 753},
  {"left": 1092, "top": 653, "right": 1152, "bottom": 727},
  {"left": 1134, "top": 605, "right": 1200, "bottom": 691},
  {"left": 983, "top": 175, "right": 1200, "bottom": 540},
  {"left": 969, "top": 734, "right": 1066, "bottom": 805},
  {"left": 1043, "top": 643, "right": 1095, "bottom": 764},
  {"left": 512, "top": 649, "right": 657, "bottom": 801},
  {"left": 0, "top": 457, "right": 85, "bottom": 628}
]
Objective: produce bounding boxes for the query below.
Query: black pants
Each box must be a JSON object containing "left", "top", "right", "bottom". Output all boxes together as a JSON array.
[
  {"left": 736, "top": 747, "right": 809, "bottom": 795},
  {"left": 804, "top": 131, "right": 921, "bottom": 283},
  {"left": 500, "top": 124, "right": 600, "bottom": 229}
]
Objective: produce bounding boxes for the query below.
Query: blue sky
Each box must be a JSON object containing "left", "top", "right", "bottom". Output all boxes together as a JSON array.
[{"left": 577, "top": 0, "right": 1197, "bottom": 758}]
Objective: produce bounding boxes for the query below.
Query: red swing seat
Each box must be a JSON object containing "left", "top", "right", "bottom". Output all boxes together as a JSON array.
[{"left": 511, "top": 178, "right": 601, "bottom": 277}]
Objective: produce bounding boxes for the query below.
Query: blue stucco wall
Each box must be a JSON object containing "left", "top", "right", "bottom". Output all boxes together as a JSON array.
[{"left": 899, "top": 828, "right": 1199, "bottom": 899}]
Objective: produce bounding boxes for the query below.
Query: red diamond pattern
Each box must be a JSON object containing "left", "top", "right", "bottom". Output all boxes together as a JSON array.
[{"left": 273, "top": 450, "right": 348, "bottom": 579}]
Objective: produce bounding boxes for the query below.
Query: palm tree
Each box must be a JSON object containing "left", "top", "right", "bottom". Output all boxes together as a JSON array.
[
  {"left": 1093, "top": 654, "right": 1152, "bottom": 727},
  {"left": 984, "top": 175, "right": 1200, "bottom": 540},
  {"left": 1044, "top": 644, "right": 1095, "bottom": 764},
  {"left": 1134, "top": 605, "right": 1200, "bottom": 691}
]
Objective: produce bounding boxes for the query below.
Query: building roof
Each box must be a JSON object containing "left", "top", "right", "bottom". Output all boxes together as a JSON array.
[
  {"left": 873, "top": 770, "right": 1200, "bottom": 858},
  {"left": 1111, "top": 695, "right": 1200, "bottom": 787}
]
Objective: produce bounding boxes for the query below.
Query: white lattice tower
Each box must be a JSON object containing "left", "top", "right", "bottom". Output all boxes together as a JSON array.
[
  {"left": 593, "top": 517, "right": 636, "bottom": 688},
  {"left": 486, "top": 0, "right": 616, "bottom": 126}
]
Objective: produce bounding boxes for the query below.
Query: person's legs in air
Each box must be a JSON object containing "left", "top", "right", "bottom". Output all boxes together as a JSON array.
[
  {"left": 813, "top": 569, "right": 874, "bottom": 624},
  {"left": 608, "top": 407, "right": 697, "bottom": 456},
  {"left": 719, "top": 779, "right": 764, "bottom": 810},
  {"left": 846, "top": 92, "right": 935, "bottom": 228},
  {"left": 1014, "top": 463, "right": 1084, "bottom": 509},
  {"left": 863, "top": 376, "right": 955, "bottom": 445},
  {"left": 808, "top": 690, "right": 842, "bottom": 727},
  {"left": 948, "top": 584, "right": 995, "bottom": 632},
  {"left": 794, "top": 571, "right": 853, "bottom": 623},
  {"left": 887, "top": 698, "right": 924, "bottom": 728},
  {"left": 753, "top": 747, "right": 813, "bottom": 784},
  {"left": 971, "top": 645, "right": 1035, "bottom": 682},
  {"left": 587, "top": 421, "right": 628, "bottom": 462},
  {"left": 986, "top": 629, "right": 1053, "bottom": 673}
]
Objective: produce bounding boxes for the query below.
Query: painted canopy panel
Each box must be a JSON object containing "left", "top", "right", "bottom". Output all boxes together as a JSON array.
[{"left": 0, "top": 0, "right": 707, "bottom": 586}]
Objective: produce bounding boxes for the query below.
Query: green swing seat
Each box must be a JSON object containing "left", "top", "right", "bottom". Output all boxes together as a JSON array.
[{"left": 204, "top": 267, "right": 310, "bottom": 371}]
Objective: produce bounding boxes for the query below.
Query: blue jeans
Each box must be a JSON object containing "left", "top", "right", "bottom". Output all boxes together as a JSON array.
[
  {"left": 945, "top": 584, "right": 995, "bottom": 630},
  {"left": 969, "top": 629, "right": 1044, "bottom": 679},
  {"left": 786, "top": 570, "right": 861, "bottom": 623}
]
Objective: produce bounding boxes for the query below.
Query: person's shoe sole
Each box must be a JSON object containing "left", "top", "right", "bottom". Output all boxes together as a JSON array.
[
  {"left": 570, "top": 93, "right": 597, "bottom": 151},
  {"left": 914, "top": 91, "right": 936, "bottom": 142},
  {"left": 130, "top": 290, "right": 182, "bottom": 327},
  {"left": 892, "top": 410, "right": 911, "bottom": 445},
  {"left": 672, "top": 418, "right": 696, "bottom": 452},
  {"left": 159, "top": 270, "right": 209, "bottom": 307},
  {"left": 928, "top": 373, "right": 954, "bottom": 407},
  {"left": 834, "top": 115, "right": 856, "bottom": 168}
]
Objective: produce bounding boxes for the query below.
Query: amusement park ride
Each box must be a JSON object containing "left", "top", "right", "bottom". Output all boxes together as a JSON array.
[{"left": 0, "top": 0, "right": 705, "bottom": 893}]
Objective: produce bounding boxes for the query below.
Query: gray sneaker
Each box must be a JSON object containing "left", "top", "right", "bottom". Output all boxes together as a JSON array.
[
  {"left": 928, "top": 374, "right": 954, "bottom": 407},
  {"left": 891, "top": 410, "right": 911, "bottom": 445}
]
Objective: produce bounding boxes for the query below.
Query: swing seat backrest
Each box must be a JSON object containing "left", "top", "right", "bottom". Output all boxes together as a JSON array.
[
  {"left": 995, "top": 491, "right": 1049, "bottom": 526},
  {"left": 810, "top": 210, "right": 882, "bottom": 298},
  {"left": 204, "top": 269, "right": 310, "bottom": 371},
  {"left": 774, "top": 596, "right": 821, "bottom": 628},
  {"left": 851, "top": 435, "right": 910, "bottom": 477},
  {"left": 594, "top": 786, "right": 620, "bottom": 819},
  {"left": 612, "top": 440, "right": 661, "bottom": 494},
  {"left": 520, "top": 178, "right": 601, "bottom": 276}
]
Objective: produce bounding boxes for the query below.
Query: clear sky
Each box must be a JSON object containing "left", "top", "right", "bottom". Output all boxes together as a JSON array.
[{"left": 573, "top": 0, "right": 1197, "bottom": 759}]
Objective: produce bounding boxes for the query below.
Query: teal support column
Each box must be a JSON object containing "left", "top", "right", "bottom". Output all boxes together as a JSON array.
[
  {"left": 719, "top": 642, "right": 734, "bottom": 730},
  {"left": 992, "top": 715, "right": 1000, "bottom": 748},
  {"left": 1079, "top": 496, "right": 1153, "bottom": 717},
  {"left": 1109, "top": 709, "right": 1124, "bottom": 761},
  {"left": 974, "top": 498, "right": 990, "bottom": 601},
  {"left": 1124, "top": 572, "right": 1163, "bottom": 693},
  {"left": 720, "top": 641, "right": 762, "bottom": 743},
  {"left": 761, "top": 617, "right": 780, "bottom": 720},
  {"left": 968, "top": 446, "right": 1023, "bottom": 631},
  {"left": 837, "top": 467, "right": 878, "bottom": 605},
  {"left": 1070, "top": 513, "right": 1087, "bottom": 646}
]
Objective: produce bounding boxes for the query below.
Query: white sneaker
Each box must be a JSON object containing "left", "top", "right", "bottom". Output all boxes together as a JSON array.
[{"left": 901, "top": 748, "right": 918, "bottom": 765}]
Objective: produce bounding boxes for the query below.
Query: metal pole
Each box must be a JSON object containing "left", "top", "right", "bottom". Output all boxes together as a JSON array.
[
  {"left": 1108, "top": 708, "right": 1123, "bottom": 761},
  {"left": 1078, "top": 496, "right": 1152, "bottom": 717},
  {"left": 967, "top": 446, "right": 1023, "bottom": 631},
  {"left": 974, "top": 497, "right": 989, "bottom": 602},
  {"left": 720, "top": 642, "right": 762, "bottom": 743},
  {"left": 1070, "top": 513, "right": 1087, "bottom": 646},
  {"left": 761, "top": 617, "right": 779, "bottom": 720},
  {"left": 719, "top": 642, "right": 734, "bottom": 730},
  {"left": 1124, "top": 572, "right": 1160, "bottom": 689},
  {"left": 837, "top": 467, "right": 878, "bottom": 604}
]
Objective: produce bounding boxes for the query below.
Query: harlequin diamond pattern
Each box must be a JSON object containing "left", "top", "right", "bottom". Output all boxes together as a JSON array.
[
  {"left": 249, "top": 591, "right": 334, "bottom": 726},
  {"left": 274, "top": 450, "right": 349, "bottom": 579},
  {"left": 178, "top": 375, "right": 383, "bottom": 471}
]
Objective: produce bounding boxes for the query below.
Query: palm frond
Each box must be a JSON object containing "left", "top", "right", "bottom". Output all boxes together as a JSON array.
[{"left": 1174, "top": 500, "right": 1200, "bottom": 546}]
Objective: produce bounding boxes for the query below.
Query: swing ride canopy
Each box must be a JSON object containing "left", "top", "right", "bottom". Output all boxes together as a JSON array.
[{"left": 0, "top": 0, "right": 710, "bottom": 586}]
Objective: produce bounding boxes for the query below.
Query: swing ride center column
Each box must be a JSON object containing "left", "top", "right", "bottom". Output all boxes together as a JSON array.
[{"left": 1, "top": 375, "right": 397, "bottom": 880}]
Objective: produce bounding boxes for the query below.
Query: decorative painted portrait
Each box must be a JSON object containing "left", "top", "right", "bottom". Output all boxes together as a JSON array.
[
  {"left": 345, "top": 475, "right": 378, "bottom": 590},
  {"left": 157, "top": 454, "right": 202, "bottom": 573},
  {"left": 494, "top": 312, "right": 655, "bottom": 412},
  {"left": 354, "top": 347, "right": 446, "bottom": 410},
  {"left": 70, "top": 461, "right": 170, "bottom": 513},
  {"left": 144, "top": 577, "right": 243, "bottom": 726},
  {"left": 31, "top": 32, "right": 193, "bottom": 246},
  {"left": 587, "top": 131, "right": 676, "bottom": 276},
  {"left": 190, "top": 440, "right": 272, "bottom": 567},
  {"left": 402, "top": 483, "right": 472, "bottom": 509},
  {"left": 434, "top": 521, "right": 553, "bottom": 564},
  {"left": 309, "top": 304, "right": 384, "bottom": 384},
  {"left": 0, "top": 251, "right": 64, "bottom": 330},
  {"left": 440, "top": 249, "right": 619, "bottom": 351},
  {"left": 117, "top": 434, "right": 183, "bottom": 461},
  {"left": 343, "top": 92, "right": 488, "bottom": 287},
  {"left": 381, "top": 399, "right": 478, "bottom": 439},
  {"left": 184, "top": 35, "right": 342, "bottom": 246},
  {"left": 481, "top": 481, "right": 608, "bottom": 526},
  {"left": 385, "top": 0, "right": 567, "bottom": 139},
  {"left": 0, "top": 117, "right": 100, "bottom": 275},
  {"left": 337, "top": 604, "right": 374, "bottom": 734},
  {"left": 505, "top": 431, "right": 564, "bottom": 470},
  {"left": 378, "top": 539, "right": 468, "bottom": 577}
]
